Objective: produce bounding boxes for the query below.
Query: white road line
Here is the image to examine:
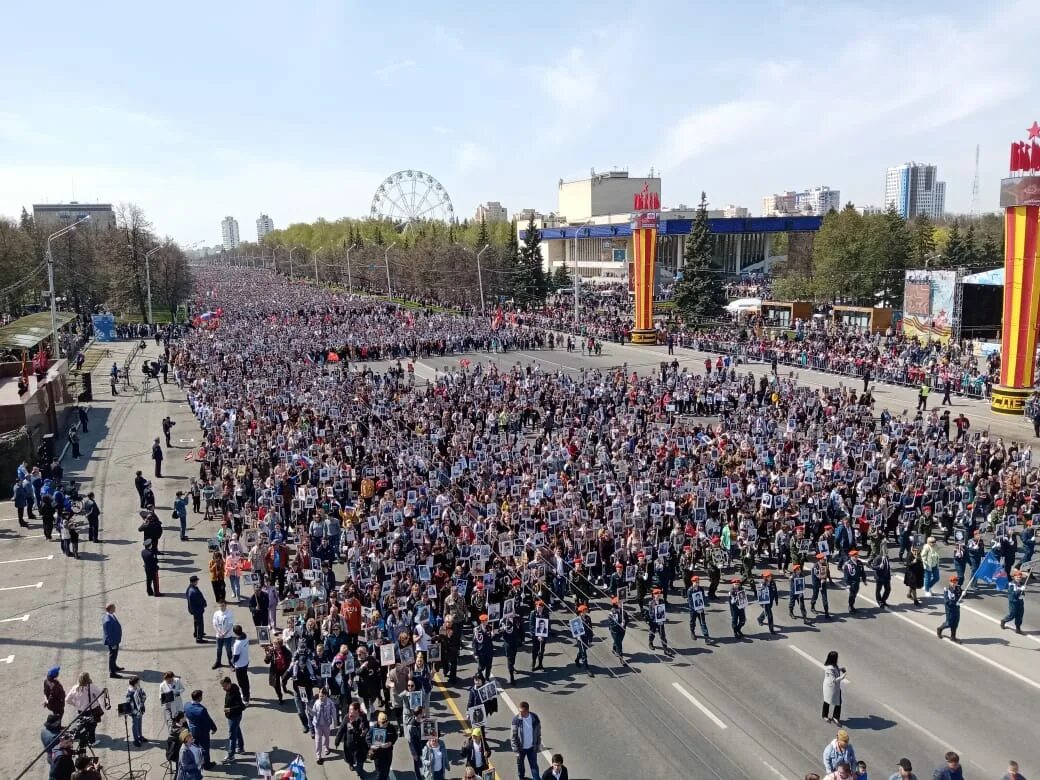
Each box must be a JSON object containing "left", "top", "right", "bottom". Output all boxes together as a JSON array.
[
  {"left": 0, "top": 613, "right": 29, "bottom": 623},
  {"left": 788, "top": 645, "right": 824, "bottom": 669},
  {"left": 879, "top": 702, "right": 953, "bottom": 751},
  {"left": 178, "top": 438, "right": 195, "bottom": 444},
  {"left": 671, "top": 682, "right": 727, "bottom": 729},
  {"left": 855, "top": 592, "right": 1040, "bottom": 692},
  {"left": 0, "top": 581, "right": 42, "bottom": 592},
  {"left": 959, "top": 603, "right": 1040, "bottom": 644},
  {"left": 0, "top": 654, "right": 13, "bottom": 664},
  {"left": 499, "top": 690, "right": 556, "bottom": 764},
  {"left": 0, "top": 555, "right": 53, "bottom": 564},
  {"left": 761, "top": 760, "right": 788, "bottom": 779}
]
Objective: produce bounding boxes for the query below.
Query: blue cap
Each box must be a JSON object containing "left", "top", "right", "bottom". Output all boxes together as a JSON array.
[{"left": 47, "top": 666, "right": 60, "bottom": 678}]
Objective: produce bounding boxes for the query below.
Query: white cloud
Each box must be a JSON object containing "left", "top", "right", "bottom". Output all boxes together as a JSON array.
[
  {"left": 657, "top": 100, "right": 772, "bottom": 170},
  {"left": 454, "top": 141, "right": 492, "bottom": 175},
  {"left": 374, "top": 59, "right": 416, "bottom": 82}
]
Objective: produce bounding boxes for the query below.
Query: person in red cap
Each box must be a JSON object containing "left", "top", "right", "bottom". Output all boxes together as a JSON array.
[
  {"left": 811, "top": 552, "right": 832, "bottom": 619},
  {"left": 936, "top": 574, "right": 962, "bottom": 642},
  {"left": 573, "top": 604, "right": 594, "bottom": 670},
  {"left": 529, "top": 599, "right": 551, "bottom": 671},
  {"left": 789, "top": 563, "right": 808, "bottom": 620},
  {"left": 607, "top": 560, "right": 627, "bottom": 598},
  {"left": 608, "top": 597, "right": 628, "bottom": 662},
  {"left": 842, "top": 550, "right": 867, "bottom": 614},
  {"left": 686, "top": 576, "right": 711, "bottom": 642},
  {"left": 646, "top": 588, "right": 671, "bottom": 653},
  {"left": 473, "top": 613, "right": 495, "bottom": 680},
  {"left": 634, "top": 552, "right": 650, "bottom": 611},
  {"left": 569, "top": 558, "right": 592, "bottom": 610},
  {"left": 728, "top": 578, "right": 747, "bottom": 639},
  {"left": 501, "top": 601, "right": 524, "bottom": 686},
  {"left": 756, "top": 571, "right": 779, "bottom": 634}
]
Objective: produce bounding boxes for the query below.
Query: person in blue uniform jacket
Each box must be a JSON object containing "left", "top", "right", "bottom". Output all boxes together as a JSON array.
[
  {"left": 1001, "top": 569, "right": 1027, "bottom": 634},
  {"left": 182, "top": 689, "right": 217, "bottom": 769},
  {"left": 936, "top": 574, "right": 962, "bottom": 642}
]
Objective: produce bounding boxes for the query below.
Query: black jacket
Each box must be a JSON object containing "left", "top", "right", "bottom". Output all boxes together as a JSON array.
[
  {"left": 141, "top": 547, "right": 159, "bottom": 573},
  {"left": 223, "top": 684, "right": 245, "bottom": 719}
]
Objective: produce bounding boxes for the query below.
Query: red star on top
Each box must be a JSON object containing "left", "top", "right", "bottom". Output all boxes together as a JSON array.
[{"left": 1029, "top": 120, "right": 1040, "bottom": 140}]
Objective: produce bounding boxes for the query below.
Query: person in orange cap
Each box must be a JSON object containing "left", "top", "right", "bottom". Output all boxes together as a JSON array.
[
  {"left": 811, "top": 551, "right": 832, "bottom": 619},
  {"left": 646, "top": 587, "right": 670, "bottom": 653},
  {"left": 756, "top": 571, "right": 779, "bottom": 634},
  {"left": 937, "top": 573, "right": 962, "bottom": 642},
  {"left": 728, "top": 578, "right": 747, "bottom": 639},
  {"left": 789, "top": 563, "right": 808, "bottom": 621},
  {"left": 574, "top": 603, "right": 594, "bottom": 669},
  {"left": 1001, "top": 569, "right": 1027, "bottom": 633},
  {"left": 608, "top": 596, "right": 628, "bottom": 661},
  {"left": 607, "top": 560, "right": 627, "bottom": 598},
  {"left": 473, "top": 613, "right": 494, "bottom": 680},
  {"left": 686, "top": 575, "right": 711, "bottom": 642},
  {"left": 841, "top": 548, "right": 867, "bottom": 614}
]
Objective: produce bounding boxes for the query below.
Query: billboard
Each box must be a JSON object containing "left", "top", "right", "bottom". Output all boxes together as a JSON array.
[
  {"left": 91, "top": 313, "right": 116, "bottom": 342},
  {"left": 902, "top": 270, "right": 958, "bottom": 343}
]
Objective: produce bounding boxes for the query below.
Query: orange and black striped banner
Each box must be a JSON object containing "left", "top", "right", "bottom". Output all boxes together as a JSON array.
[
  {"left": 1000, "top": 205, "right": 1040, "bottom": 388},
  {"left": 632, "top": 226, "right": 657, "bottom": 332}
]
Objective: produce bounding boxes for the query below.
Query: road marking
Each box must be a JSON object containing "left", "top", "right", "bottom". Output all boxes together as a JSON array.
[
  {"left": 671, "top": 682, "right": 727, "bottom": 729},
  {"left": 0, "top": 613, "right": 29, "bottom": 623},
  {"left": 0, "top": 654, "right": 12, "bottom": 664},
  {"left": 854, "top": 591, "right": 1040, "bottom": 692},
  {"left": 0, "top": 581, "right": 42, "bottom": 592},
  {"left": 433, "top": 672, "right": 500, "bottom": 780},
  {"left": 959, "top": 603, "right": 1040, "bottom": 645},
  {"left": 0, "top": 534, "right": 44, "bottom": 541},
  {"left": 179, "top": 438, "right": 195, "bottom": 444},
  {"left": 0, "top": 555, "right": 53, "bottom": 565},
  {"left": 499, "top": 690, "right": 557, "bottom": 764},
  {"left": 788, "top": 645, "right": 824, "bottom": 669},
  {"left": 762, "top": 760, "right": 787, "bottom": 779},
  {"left": 879, "top": 702, "right": 953, "bottom": 750}
]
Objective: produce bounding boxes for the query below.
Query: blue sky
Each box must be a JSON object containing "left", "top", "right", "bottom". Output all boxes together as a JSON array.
[{"left": 1, "top": 0, "right": 1038, "bottom": 244}]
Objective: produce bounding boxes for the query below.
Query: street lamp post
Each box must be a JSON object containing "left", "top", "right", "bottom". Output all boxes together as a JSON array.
[
  {"left": 384, "top": 242, "right": 397, "bottom": 300},
  {"left": 145, "top": 245, "right": 164, "bottom": 324},
  {"left": 572, "top": 222, "right": 593, "bottom": 329},
  {"left": 476, "top": 244, "right": 489, "bottom": 316},
  {"left": 289, "top": 245, "right": 300, "bottom": 282},
  {"left": 45, "top": 215, "right": 91, "bottom": 358},
  {"left": 345, "top": 243, "right": 357, "bottom": 294}
]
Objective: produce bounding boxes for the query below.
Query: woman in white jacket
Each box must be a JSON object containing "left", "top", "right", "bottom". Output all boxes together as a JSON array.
[
  {"left": 821, "top": 650, "right": 847, "bottom": 725},
  {"left": 65, "top": 672, "right": 104, "bottom": 745}
]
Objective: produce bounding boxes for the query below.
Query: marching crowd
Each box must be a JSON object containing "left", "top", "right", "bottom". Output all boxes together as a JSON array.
[{"left": 37, "top": 268, "right": 1036, "bottom": 780}]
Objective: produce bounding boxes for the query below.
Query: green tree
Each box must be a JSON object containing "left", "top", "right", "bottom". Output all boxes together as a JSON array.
[
  {"left": 514, "top": 216, "right": 547, "bottom": 305},
  {"left": 962, "top": 224, "right": 980, "bottom": 268},
  {"left": 812, "top": 207, "right": 868, "bottom": 302},
  {"left": 981, "top": 234, "right": 1003, "bottom": 267},
  {"left": 910, "top": 213, "right": 936, "bottom": 268},
  {"left": 551, "top": 264, "right": 571, "bottom": 291},
  {"left": 673, "top": 191, "right": 726, "bottom": 323},
  {"left": 943, "top": 221, "right": 965, "bottom": 268},
  {"left": 476, "top": 216, "right": 490, "bottom": 248},
  {"left": 865, "top": 208, "right": 911, "bottom": 307}
]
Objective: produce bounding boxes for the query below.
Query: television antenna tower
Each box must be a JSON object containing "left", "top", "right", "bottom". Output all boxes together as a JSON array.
[{"left": 969, "top": 144, "right": 980, "bottom": 218}]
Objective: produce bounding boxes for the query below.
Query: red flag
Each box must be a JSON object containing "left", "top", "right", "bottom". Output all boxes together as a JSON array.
[{"left": 1032, "top": 141, "right": 1040, "bottom": 172}]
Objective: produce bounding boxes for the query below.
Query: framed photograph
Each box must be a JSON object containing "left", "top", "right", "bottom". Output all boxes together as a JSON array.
[
  {"left": 652, "top": 603, "right": 665, "bottom": 623},
  {"left": 407, "top": 691, "right": 423, "bottom": 711},
  {"left": 256, "top": 625, "right": 271, "bottom": 645},
  {"left": 418, "top": 565, "right": 431, "bottom": 582},
  {"left": 428, "top": 643, "right": 442, "bottom": 663},
  {"left": 689, "top": 590, "right": 704, "bottom": 613},
  {"left": 793, "top": 577, "right": 805, "bottom": 596},
  {"left": 736, "top": 591, "right": 748, "bottom": 611},
  {"left": 379, "top": 643, "right": 396, "bottom": 667},
  {"left": 420, "top": 720, "right": 438, "bottom": 740},
  {"left": 757, "top": 586, "right": 771, "bottom": 605},
  {"left": 399, "top": 645, "right": 416, "bottom": 666},
  {"left": 256, "top": 751, "right": 273, "bottom": 778},
  {"left": 477, "top": 680, "right": 498, "bottom": 703},
  {"left": 369, "top": 726, "right": 388, "bottom": 748},
  {"left": 568, "top": 617, "right": 585, "bottom": 638},
  {"left": 320, "top": 662, "right": 332, "bottom": 678},
  {"left": 534, "top": 618, "right": 549, "bottom": 639},
  {"left": 483, "top": 772, "right": 495, "bottom": 780},
  {"left": 467, "top": 705, "right": 487, "bottom": 727}
]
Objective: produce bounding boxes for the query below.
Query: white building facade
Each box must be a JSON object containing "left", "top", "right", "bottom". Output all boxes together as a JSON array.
[
  {"left": 221, "top": 216, "right": 240, "bottom": 250},
  {"left": 256, "top": 213, "right": 274, "bottom": 242},
  {"left": 884, "top": 162, "right": 946, "bottom": 219},
  {"left": 474, "top": 201, "right": 508, "bottom": 223}
]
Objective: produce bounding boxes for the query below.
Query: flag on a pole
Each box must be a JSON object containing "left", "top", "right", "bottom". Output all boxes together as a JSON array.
[{"left": 973, "top": 551, "right": 1002, "bottom": 585}]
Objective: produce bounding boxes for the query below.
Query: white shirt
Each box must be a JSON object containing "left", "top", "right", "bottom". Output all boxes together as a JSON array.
[
  {"left": 520, "top": 714, "right": 534, "bottom": 749},
  {"left": 232, "top": 637, "right": 250, "bottom": 668},
  {"left": 213, "top": 609, "right": 234, "bottom": 638},
  {"left": 159, "top": 678, "right": 185, "bottom": 715}
]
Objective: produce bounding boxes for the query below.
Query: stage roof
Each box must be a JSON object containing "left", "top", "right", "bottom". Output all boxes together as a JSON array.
[
  {"left": 962, "top": 268, "right": 1004, "bottom": 286},
  {"left": 0, "top": 311, "right": 78, "bottom": 350}
]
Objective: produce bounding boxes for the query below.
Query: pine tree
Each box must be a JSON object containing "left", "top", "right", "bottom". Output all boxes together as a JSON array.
[
  {"left": 514, "top": 216, "right": 546, "bottom": 305},
  {"left": 963, "top": 224, "right": 979, "bottom": 268},
  {"left": 910, "top": 213, "right": 935, "bottom": 268},
  {"left": 673, "top": 192, "right": 726, "bottom": 323},
  {"left": 944, "top": 221, "right": 964, "bottom": 268},
  {"left": 476, "top": 216, "right": 490, "bottom": 248},
  {"left": 551, "top": 264, "right": 571, "bottom": 291}
]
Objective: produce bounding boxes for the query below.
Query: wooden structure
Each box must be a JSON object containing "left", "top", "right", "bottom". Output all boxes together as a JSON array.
[{"left": 831, "top": 305, "right": 893, "bottom": 333}]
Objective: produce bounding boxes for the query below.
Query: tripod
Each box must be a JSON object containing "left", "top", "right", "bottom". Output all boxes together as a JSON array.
[{"left": 119, "top": 711, "right": 136, "bottom": 779}]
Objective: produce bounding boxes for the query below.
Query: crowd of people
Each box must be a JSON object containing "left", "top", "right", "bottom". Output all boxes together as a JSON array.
[{"left": 35, "top": 268, "right": 1036, "bottom": 780}]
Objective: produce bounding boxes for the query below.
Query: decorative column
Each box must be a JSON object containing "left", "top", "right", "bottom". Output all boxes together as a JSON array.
[
  {"left": 991, "top": 204, "right": 1040, "bottom": 413},
  {"left": 630, "top": 220, "right": 658, "bottom": 344}
]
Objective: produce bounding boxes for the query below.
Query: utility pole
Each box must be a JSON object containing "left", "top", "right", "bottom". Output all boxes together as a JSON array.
[
  {"left": 345, "top": 242, "right": 357, "bottom": 294},
  {"left": 384, "top": 242, "right": 397, "bottom": 300},
  {"left": 45, "top": 215, "right": 90, "bottom": 359}
]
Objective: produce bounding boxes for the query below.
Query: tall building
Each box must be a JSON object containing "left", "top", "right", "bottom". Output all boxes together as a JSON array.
[
  {"left": 32, "top": 202, "right": 116, "bottom": 231},
  {"left": 721, "top": 204, "right": 749, "bottom": 218},
  {"left": 884, "top": 162, "right": 946, "bottom": 219},
  {"left": 795, "top": 186, "right": 841, "bottom": 216},
  {"left": 761, "top": 191, "right": 798, "bottom": 216},
  {"left": 557, "top": 169, "right": 660, "bottom": 222},
  {"left": 474, "top": 202, "right": 508, "bottom": 223},
  {"left": 221, "top": 216, "right": 240, "bottom": 251},
  {"left": 256, "top": 213, "right": 274, "bottom": 242}
]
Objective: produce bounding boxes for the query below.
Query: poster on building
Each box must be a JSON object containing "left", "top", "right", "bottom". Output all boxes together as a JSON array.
[
  {"left": 902, "top": 270, "right": 958, "bottom": 343},
  {"left": 91, "top": 314, "right": 116, "bottom": 342}
]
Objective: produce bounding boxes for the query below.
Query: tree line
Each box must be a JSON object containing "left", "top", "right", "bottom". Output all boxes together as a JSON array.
[
  {"left": 0, "top": 203, "right": 191, "bottom": 322},
  {"left": 241, "top": 215, "right": 568, "bottom": 309}
]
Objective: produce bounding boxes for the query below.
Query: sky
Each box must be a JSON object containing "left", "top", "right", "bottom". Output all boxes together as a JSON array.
[{"left": 1, "top": 0, "right": 1038, "bottom": 245}]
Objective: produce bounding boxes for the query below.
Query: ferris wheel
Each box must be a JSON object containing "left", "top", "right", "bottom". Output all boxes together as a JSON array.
[{"left": 369, "top": 170, "right": 454, "bottom": 228}]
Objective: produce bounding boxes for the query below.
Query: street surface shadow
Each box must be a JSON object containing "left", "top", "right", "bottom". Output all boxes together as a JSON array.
[{"left": 841, "top": 714, "right": 896, "bottom": 731}]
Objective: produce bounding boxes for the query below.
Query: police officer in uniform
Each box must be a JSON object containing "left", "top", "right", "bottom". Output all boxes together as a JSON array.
[
  {"left": 811, "top": 552, "right": 832, "bottom": 617},
  {"left": 842, "top": 550, "right": 868, "bottom": 614},
  {"left": 936, "top": 574, "right": 962, "bottom": 642},
  {"left": 756, "top": 571, "right": 779, "bottom": 634},
  {"left": 686, "top": 576, "right": 711, "bottom": 642}
]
